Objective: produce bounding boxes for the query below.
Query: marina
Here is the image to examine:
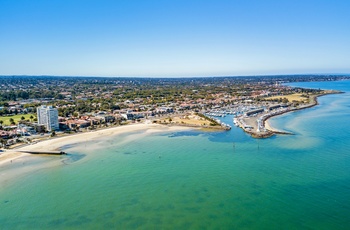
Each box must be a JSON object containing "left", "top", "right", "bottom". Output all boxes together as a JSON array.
[{"left": 204, "top": 90, "right": 340, "bottom": 138}]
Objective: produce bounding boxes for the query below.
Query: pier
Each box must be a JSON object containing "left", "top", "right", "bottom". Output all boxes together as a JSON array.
[{"left": 18, "top": 150, "right": 66, "bottom": 155}]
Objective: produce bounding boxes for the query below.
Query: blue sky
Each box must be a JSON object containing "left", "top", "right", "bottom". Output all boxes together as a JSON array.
[{"left": 0, "top": 0, "right": 349, "bottom": 77}]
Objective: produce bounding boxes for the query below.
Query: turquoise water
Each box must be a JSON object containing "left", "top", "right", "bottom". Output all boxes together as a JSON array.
[{"left": 1, "top": 81, "right": 350, "bottom": 229}]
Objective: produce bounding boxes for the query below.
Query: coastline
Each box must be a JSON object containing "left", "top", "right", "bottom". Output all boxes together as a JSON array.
[
  {"left": 262, "top": 90, "right": 343, "bottom": 136},
  {"left": 163, "top": 122, "right": 229, "bottom": 131},
  {"left": 0, "top": 90, "right": 342, "bottom": 164},
  {"left": 0, "top": 123, "right": 193, "bottom": 167}
]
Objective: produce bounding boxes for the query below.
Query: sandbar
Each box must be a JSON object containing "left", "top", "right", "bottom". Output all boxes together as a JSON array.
[{"left": 0, "top": 123, "right": 192, "bottom": 167}]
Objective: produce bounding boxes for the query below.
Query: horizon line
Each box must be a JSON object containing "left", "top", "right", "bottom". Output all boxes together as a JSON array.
[{"left": 1, "top": 73, "right": 350, "bottom": 79}]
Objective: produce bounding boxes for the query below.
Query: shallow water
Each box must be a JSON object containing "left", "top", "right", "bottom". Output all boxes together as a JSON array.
[{"left": 1, "top": 81, "right": 350, "bottom": 229}]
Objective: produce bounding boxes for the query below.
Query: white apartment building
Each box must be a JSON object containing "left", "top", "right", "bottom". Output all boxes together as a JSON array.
[{"left": 37, "top": 105, "right": 59, "bottom": 131}]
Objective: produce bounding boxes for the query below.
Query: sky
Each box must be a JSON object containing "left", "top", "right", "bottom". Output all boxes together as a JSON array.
[{"left": 0, "top": 0, "right": 349, "bottom": 77}]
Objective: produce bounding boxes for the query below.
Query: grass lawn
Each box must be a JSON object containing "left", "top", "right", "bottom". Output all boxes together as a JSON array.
[
  {"left": 265, "top": 93, "right": 309, "bottom": 102},
  {"left": 0, "top": 114, "right": 36, "bottom": 126},
  {"left": 165, "top": 114, "right": 214, "bottom": 126}
]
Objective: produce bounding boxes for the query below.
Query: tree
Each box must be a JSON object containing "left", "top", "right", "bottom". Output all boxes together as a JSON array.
[
  {"left": 30, "top": 115, "right": 34, "bottom": 121},
  {"left": 51, "top": 131, "right": 56, "bottom": 137},
  {"left": 21, "top": 116, "right": 25, "bottom": 121},
  {"left": 282, "top": 98, "right": 289, "bottom": 104},
  {"left": 0, "top": 120, "right": 3, "bottom": 127},
  {"left": 0, "top": 138, "right": 7, "bottom": 147},
  {"left": 9, "top": 118, "right": 15, "bottom": 125}
]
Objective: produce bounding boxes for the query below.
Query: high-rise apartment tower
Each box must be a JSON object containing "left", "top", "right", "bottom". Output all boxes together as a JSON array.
[{"left": 37, "top": 105, "right": 59, "bottom": 131}]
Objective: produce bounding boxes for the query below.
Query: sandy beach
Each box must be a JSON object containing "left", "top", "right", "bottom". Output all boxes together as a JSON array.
[
  {"left": 264, "top": 120, "right": 285, "bottom": 133},
  {"left": 0, "top": 123, "right": 192, "bottom": 167}
]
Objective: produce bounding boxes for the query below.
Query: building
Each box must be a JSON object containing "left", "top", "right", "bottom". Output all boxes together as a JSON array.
[
  {"left": 245, "top": 108, "right": 264, "bottom": 116},
  {"left": 37, "top": 105, "right": 59, "bottom": 131},
  {"left": 95, "top": 114, "right": 116, "bottom": 123},
  {"left": 121, "top": 113, "right": 134, "bottom": 120}
]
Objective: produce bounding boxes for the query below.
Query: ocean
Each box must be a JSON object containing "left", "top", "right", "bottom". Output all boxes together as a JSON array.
[{"left": 1, "top": 80, "right": 350, "bottom": 229}]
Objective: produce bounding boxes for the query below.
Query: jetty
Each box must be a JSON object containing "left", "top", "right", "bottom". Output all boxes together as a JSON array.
[{"left": 17, "top": 150, "right": 66, "bottom": 155}]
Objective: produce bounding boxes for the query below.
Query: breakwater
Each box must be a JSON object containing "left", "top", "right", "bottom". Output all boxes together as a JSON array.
[{"left": 18, "top": 150, "right": 66, "bottom": 155}]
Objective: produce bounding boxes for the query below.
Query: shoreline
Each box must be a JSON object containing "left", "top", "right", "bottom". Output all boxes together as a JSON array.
[
  {"left": 236, "top": 90, "right": 343, "bottom": 138},
  {"left": 261, "top": 90, "right": 343, "bottom": 136},
  {"left": 162, "top": 122, "right": 229, "bottom": 131},
  {"left": 0, "top": 90, "right": 343, "bottom": 163},
  {"left": 0, "top": 123, "right": 193, "bottom": 167}
]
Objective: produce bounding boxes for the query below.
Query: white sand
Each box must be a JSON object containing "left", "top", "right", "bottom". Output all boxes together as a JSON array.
[
  {"left": 264, "top": 120, "right": 284, "bottom": 133},
  {"left": 0, "top": 123, "right": 192, "bottom": 166}
]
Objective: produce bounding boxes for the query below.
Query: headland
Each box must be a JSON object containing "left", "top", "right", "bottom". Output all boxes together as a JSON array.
[{"left": 234, "top": 90, "right": 343, "bottom": 138}]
